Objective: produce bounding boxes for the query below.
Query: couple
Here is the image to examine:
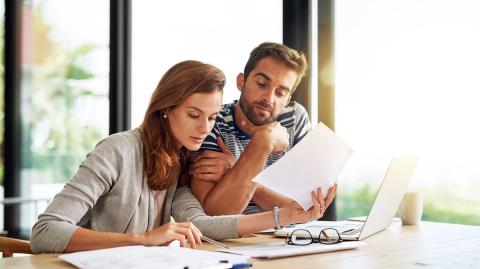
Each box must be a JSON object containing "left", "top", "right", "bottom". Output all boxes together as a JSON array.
[{"left": 31, "top": 42, "right": 336, "bottom": 253}]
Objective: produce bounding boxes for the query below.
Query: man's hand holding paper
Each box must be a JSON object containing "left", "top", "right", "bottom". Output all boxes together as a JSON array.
[{"left": 254, "top": 122, "right": 353, "bottom": 211}]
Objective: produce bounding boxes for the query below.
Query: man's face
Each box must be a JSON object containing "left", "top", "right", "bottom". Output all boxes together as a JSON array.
[{"left": 238, "top": 56, "right": 298, "bottom": 126}]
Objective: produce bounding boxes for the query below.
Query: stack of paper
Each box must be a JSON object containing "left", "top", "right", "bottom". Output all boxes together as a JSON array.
[
  {"left": 59, "top": 246, "right": 249, "bottom": 269},
  {"left": 220, "top": 241, "right": 366, "bottom": 259}
]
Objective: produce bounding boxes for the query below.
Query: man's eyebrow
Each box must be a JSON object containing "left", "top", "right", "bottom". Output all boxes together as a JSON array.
[
  {"left": 254, "top": 72, "right": 291, "bottom": 93},
  {"left": 253, "top": 72, "right": 272, "bottom": 81}
]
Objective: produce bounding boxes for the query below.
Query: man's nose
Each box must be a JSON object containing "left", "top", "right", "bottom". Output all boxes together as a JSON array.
[{"left": 262, "top": 87, "right": 275, "bottom": 104}]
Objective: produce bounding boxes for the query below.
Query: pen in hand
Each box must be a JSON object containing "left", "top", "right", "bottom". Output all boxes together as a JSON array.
[{"left": 169, "top": 216, "right": 229, "bottom": 249}]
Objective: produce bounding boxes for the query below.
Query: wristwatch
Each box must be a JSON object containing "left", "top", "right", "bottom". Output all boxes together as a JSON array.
[{"left": 273, "top": 206, "right": 283, "bottom": 230}]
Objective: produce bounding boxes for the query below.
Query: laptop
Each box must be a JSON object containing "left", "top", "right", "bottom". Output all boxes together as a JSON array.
[{"left": 274, "top": 157, "right": 418, "bottom": 241}]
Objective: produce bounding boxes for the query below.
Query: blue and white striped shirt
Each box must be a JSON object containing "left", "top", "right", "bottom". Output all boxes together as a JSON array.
[{"left": 195, "top": 100, "right": 312, "bottom": 213}]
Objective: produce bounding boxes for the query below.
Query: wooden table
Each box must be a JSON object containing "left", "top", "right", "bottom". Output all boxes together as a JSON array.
[{"left": 2, "top": 221, "right": 480, "bottom": 268}]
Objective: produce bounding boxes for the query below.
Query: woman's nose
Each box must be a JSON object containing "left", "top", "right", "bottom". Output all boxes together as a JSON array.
[{"left": 198, "top": 118, "right": 209, "bottom": 134}]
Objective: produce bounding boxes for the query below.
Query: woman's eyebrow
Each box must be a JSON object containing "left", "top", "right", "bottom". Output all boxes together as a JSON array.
[{"left": 186, "top": 106, "right": 204, "bottom": 113}]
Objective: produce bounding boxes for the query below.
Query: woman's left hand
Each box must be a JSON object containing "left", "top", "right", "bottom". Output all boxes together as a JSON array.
[{"left": 282, "top": 185, "right": 337, "bottom": 225}]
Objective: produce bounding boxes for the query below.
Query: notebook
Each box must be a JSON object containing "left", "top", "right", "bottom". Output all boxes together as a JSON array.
[{"left": 274, "top": 157, "right": 418, "bottom": 241}]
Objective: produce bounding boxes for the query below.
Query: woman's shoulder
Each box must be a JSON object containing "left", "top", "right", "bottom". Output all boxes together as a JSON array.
[
  {"left": 88, "top": 129, "right": 143, "bottom": 161},
  {"left": 97, "top": 129, "right": 142, "bottom": 149}
]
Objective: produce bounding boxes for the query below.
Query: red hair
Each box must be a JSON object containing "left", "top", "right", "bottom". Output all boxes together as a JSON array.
[{"left": 140, "top": 60, "right": 225, "bottom": 190}]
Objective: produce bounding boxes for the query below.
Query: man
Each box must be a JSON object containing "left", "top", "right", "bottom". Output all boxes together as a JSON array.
[{"left": 189, "top": 42, "right": 335, "bottom": 216}]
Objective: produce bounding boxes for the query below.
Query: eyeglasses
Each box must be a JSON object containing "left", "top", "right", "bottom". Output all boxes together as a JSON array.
[{"left": 286, "top": 228, "right": 343, "bottom": 246}]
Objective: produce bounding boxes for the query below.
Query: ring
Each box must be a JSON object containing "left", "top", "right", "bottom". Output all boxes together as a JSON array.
[{"left": 207, "top": 165, "right": 211, "bottom": 174}]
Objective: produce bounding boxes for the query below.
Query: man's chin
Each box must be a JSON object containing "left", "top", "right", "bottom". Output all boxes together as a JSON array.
[{"left": 250, "top": 116, "right": 275, "bottom": 126}]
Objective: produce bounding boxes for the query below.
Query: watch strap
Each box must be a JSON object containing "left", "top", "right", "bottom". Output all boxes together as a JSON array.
[{"left": 273, "top": 206, "right": 282, "bottom": 230}]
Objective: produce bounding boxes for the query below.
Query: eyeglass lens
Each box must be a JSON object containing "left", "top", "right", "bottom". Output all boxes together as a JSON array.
[
  {"left": 289, "top": 229, "right": 313, "bottom": 245},
  {"left": 319, "top": 228, "right": 341, "bottom": 244}
]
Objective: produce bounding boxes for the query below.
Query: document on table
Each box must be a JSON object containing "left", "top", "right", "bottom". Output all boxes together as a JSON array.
[
  {"left": 59, "top": 245, "right": 248, "bottom": 269},
  {"left": 254, "top": 122, "right": 353, "bottom": 210},
  {"left": 220, "top": 241, "right": 366, "bottom": 259}
]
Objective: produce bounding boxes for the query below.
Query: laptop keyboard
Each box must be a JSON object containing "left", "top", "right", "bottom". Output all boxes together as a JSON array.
[{"left": 302, "top": 222, "right": 364, "bottom": 235}]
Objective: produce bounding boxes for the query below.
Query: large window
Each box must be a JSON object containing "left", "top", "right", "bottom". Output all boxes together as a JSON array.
[
  {"left": 335, "top": 0, "right": 480, "bottom": 225},
  {"left": 131, "top": 0, "right": 283, "bottom": 127},
  {"left": 17, "top": 0, "right": 109, "bottom": 233}
]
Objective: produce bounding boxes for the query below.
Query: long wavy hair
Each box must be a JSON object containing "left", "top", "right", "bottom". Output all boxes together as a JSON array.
[{"left": 140, "top": 60, "right": 225, "bottom": 190}]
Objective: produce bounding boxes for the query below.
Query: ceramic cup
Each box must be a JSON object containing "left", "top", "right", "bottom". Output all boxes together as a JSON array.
[{"left": 399, "top": 191, "right": 423, "bottom": 225}]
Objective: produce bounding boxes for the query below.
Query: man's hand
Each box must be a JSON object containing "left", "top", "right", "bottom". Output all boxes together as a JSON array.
[
  {"left": 190, "top": 137, "right": 236, "bottom": 183},
  {"left": 240, "top": 120, "right": 289, "bottom": 153}
]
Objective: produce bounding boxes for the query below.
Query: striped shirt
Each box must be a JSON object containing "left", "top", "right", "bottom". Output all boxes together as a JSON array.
[{"left": 196, "top": 100, "right": 312, "bottom": 213}]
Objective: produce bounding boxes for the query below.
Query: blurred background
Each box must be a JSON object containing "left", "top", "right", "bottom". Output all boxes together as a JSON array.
[{"left": 1, "top": 0, "right": 479, "bottom": 239}]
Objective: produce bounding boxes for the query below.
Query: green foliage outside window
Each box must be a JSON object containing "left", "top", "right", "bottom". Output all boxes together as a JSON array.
[
  {"left": 337, "top": 184, "right": 480, "bottom": 226},
  {"left": 20, "top": 6, "right": 105, "bottom": 184}
]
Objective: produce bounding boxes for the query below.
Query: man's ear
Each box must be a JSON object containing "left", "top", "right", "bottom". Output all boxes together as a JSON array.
[{"left": 236, "top": 73, "right": 245, "bottom": 92}]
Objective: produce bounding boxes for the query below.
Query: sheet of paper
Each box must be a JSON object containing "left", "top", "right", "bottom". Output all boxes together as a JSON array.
[
  {"left": 59, "top": 245, "right": 248, "bottom": 269},
  {"left": 254, "top": 122, "right": 353, "bottom": 210},
  {"left": 220, "top": 241, "right": 366, "bottom": 259}
]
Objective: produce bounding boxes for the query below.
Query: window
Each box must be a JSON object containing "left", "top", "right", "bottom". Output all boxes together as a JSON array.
[
  {"left": 18, "top": 0, "right": 109, "bottom": 233},
  {"left": 131, "top": 0, "right": 283, "bottom": 127},
  {"left": 0, "top": 1, "right": 4, "bottom": 233},
  {"left": 335, "top": 0, "right": 480, "bottom": 225}
]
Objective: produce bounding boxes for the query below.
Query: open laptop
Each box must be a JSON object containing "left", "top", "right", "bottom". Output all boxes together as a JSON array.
[{"left": 274, "top": 157, "right": 418, "bottom": 241}]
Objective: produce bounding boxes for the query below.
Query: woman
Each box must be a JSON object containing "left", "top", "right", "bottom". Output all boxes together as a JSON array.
[{"left": 31, "top": 60, "right": 335, "bottom": 253}]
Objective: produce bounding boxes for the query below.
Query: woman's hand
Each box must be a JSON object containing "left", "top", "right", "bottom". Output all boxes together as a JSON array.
[
  {"left": 140, "top": 222, "right": 202, "bottom": 248},
  {"left": 281, "top": 185, "right": 337, "bottom": 225}
]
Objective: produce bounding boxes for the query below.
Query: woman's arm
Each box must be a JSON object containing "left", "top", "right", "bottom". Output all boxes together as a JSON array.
[
  {"left": 64, "top": 222, "right": 202, "bottom": 252},
  {"left": 31, "top": 135, "right": 127, "bottom": 253},
  {"left": 237, "top": 187, "right": 332, "bottom": 235},
  {"left": 172, "top": 185, "right": 336, "bottom": 240},
  {"left": 31, "top": 133, "right": 202, "bottom": 253}
]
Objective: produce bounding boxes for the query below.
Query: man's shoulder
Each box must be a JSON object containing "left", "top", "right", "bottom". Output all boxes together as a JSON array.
[
  {"left": 218, "top": 102, "right": 235, "bottom": 119},
  {"left": 277, "top": 101, "right": 308, "bottom": 122},
  {"left": 283, "top": 101, "right": 308, "bottom": 115},
  {"left": 215, "top": 102, "right": 236, "bottom": 130}
]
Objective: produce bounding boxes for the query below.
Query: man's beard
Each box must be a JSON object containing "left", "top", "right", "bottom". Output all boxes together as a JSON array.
[{"left": 238, "top": 95, "right": 276, "bottom": 126}]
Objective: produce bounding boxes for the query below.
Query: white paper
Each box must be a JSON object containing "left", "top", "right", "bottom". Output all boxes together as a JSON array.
[
  {"left": 254, "top": 122, "right": 353, "bottom": 210},
  {"left": 59, "top": 245, "right": 248, "bottom": 269},
  {"left": 220, "top": 241, "right": 366, "bottom": 259}
]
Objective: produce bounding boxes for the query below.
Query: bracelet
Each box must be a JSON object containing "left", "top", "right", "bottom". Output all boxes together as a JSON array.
[{"left": 273, "top": 206, "right": 283, "bottom": 230}]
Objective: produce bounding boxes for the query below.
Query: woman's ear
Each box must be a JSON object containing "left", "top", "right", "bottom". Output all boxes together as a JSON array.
[{"left": 162, "top": 108, "right": 169, "bottom": 119}]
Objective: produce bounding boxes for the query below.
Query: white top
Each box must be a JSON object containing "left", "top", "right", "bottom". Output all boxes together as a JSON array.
[{"left": 152, "top": 190, "right": 167, "bottom": 227}]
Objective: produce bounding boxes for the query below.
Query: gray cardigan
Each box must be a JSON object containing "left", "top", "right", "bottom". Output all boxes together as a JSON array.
[{"left": 30, "top": 129, "right": 239, "bottom": 253}]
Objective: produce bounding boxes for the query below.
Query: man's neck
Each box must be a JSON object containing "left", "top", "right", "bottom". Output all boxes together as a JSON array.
[{"left": 234, "top": 102, "right": 253, "bottom": 135}]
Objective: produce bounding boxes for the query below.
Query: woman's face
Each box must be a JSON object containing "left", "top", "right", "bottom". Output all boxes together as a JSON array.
[{"left": 168, "top": 90, "right": 223, "bottom": 151}]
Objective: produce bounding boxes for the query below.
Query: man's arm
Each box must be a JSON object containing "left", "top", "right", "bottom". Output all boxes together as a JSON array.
[
  {"left": 190, "top": 121, "right": 289, "bottom": 215},
  {"left": 191, "top": 136, "right": 271, "bottom": 215}
]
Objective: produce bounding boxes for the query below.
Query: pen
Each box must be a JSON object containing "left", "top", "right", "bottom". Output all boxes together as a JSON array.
[
  {"left": 232, "top": 262, "right": 253, "bottom": 269},
  {"left": 170, "top": 216, "right": 229, "bottom": 249},
  {"left": 200, "top": 235, "right": 229, "bottom": 249}
]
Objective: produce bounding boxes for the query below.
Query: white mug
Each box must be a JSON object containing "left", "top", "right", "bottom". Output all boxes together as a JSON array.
[{"left": 399, "top": 191, "right": 423, "bottom": 225}]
